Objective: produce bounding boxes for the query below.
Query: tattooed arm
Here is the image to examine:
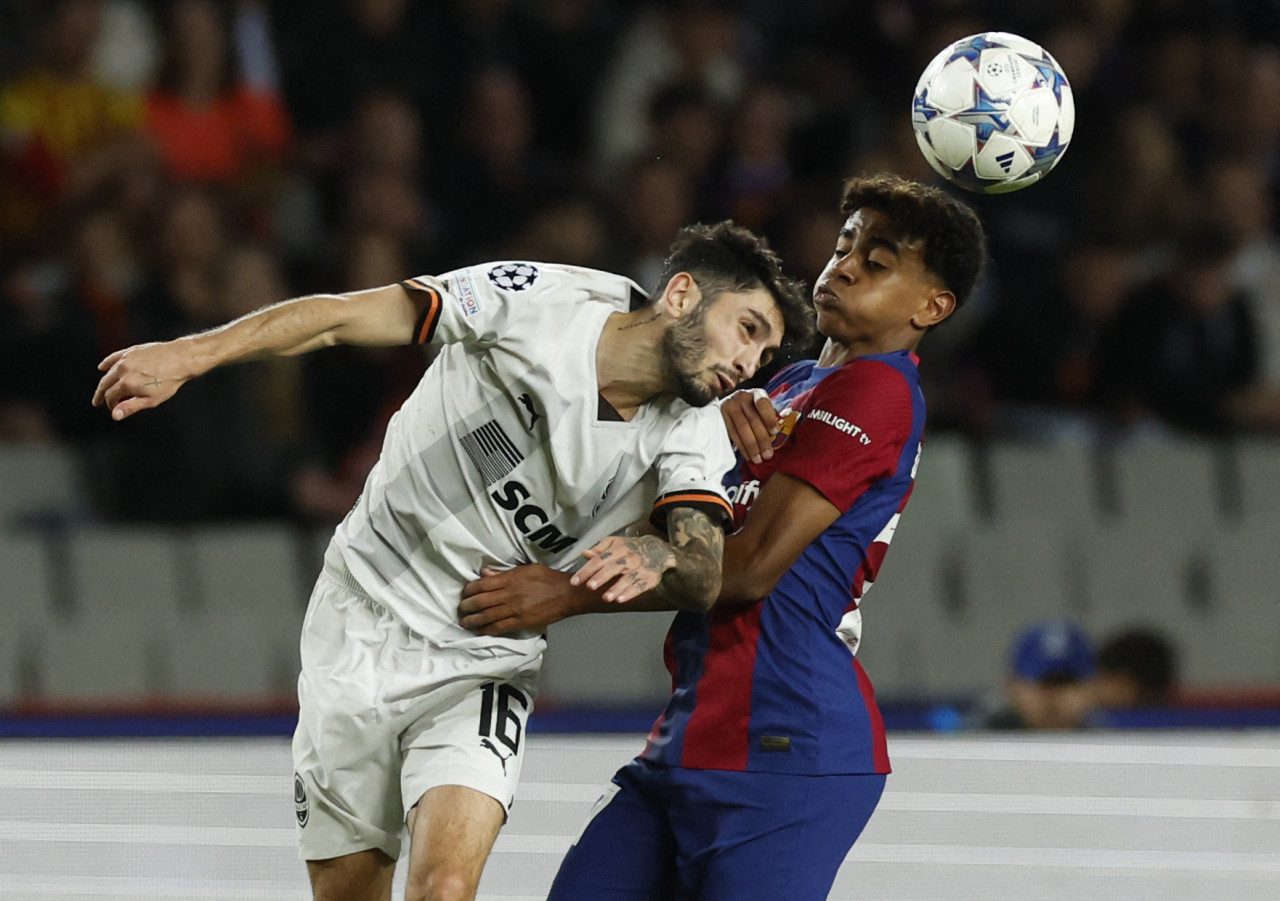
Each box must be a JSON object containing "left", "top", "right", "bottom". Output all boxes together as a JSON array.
[
  {"left": 570, "top": 507, "right": 724, "bottom": 609},
  {"left": 458, "top": 508, "right": 724, "bottom": 634},
  {"left": 460, "top": 476, "right": 841, "bottom": 635}
]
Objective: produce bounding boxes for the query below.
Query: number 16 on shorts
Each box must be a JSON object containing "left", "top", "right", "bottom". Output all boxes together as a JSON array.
[{"left": 478, "top": 681, "right": 528, "bottom": 771}]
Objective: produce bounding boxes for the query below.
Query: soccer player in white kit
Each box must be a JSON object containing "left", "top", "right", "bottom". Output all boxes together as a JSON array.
[{"left": 92, "top": 221, "right": 813, "bottom": 901}]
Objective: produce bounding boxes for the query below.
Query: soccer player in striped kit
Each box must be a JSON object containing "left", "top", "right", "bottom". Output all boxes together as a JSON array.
[
  {"left": 460, "top": 174, "right": 987, "bottom": 899},
  {"left": 92, "top": 221, "right": 813, "bottom": 901}
]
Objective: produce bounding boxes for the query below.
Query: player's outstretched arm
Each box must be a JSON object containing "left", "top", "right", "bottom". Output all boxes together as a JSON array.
[{"left": 92, "top": 283, "right": 423, "bottom": 421}]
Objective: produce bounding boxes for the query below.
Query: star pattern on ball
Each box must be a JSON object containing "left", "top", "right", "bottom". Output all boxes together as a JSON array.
[{"left": 487, "top": 263, "right": 540, "bottom": 291}]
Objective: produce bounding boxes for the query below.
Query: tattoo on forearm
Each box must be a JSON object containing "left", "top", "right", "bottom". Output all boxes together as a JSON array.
[{"left": 652, "top": 508, "right": 724, "bottom": 608}]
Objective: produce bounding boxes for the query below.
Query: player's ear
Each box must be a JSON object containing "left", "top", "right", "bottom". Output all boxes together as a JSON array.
[
  {"left": 661, "top": 272, "right": 702, "bottom": 320},
  {"left": 914, "top": 288, "right": 956, "bottom": 329}
]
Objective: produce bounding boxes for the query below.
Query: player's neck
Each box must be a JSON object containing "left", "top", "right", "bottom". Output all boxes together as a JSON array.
[
  {"left": 817, "top": 331, "right": 921, "bottom": 367},
  {"left": 595, "top": 310, "right": 668, "bottom": 418}
]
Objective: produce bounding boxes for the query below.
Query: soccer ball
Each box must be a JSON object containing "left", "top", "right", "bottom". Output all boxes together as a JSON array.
[{"left": 911, "top": 32, "right": 1074, "bottom": 194}]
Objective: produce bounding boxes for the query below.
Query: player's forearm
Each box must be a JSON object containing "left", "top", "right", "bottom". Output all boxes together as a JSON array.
[
  {"left": 714, "top": 533, "right": 777, "bottom": 606},
  {"left": 644, "top": 509, "right": 724, "bottom": 612},
  {"left": 183, "top": 286, "right": 415, "bottom": 375}
]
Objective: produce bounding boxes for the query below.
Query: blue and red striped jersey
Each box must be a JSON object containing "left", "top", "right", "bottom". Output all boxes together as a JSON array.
[{"left": 642, "top": 351, "right": 926, "bottom": 775}]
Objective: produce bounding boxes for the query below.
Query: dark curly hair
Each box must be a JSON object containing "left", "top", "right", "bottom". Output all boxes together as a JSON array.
[
  {"left": 840, "top": 174, "right": 987, "bottom": 311},
  {"left": 655, "top": 221, "right": 815, "bottom": 350}
]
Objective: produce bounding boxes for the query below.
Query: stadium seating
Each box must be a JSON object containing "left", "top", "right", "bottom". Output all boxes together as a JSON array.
[
  {"left": 39, "top": 528, "right": 186, "bottom": 699},
  {"left": 985, "top": 438, "right": 1104, "bottom": 529},
  {"left": 0, "top": 444, "right": 88, "bottom": 530},
  {"left": 3, "top": 435, "right": 1280, "bottom": 709},
  {"left": 170, "top": 525, "right": 308, "bottom": 699},
  {"left": 1107, "top": 437, "right": 1228, "bottom": 535},
  {"left": 916, "top": 521, "right": 1077, "bottom": 692},
  {"left": 1232, "top": 438, "right": 1280, "bottom": 527}
]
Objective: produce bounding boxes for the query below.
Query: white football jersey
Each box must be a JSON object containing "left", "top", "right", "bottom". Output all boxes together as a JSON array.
[{"left": 327, "top": 261, "right": 735, "bottom": 651}]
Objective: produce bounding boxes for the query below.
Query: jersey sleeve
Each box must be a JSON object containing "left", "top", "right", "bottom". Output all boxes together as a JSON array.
[
  {"left": 648, "top": 405, "right": 736, "bottom": 532},
  {"left": 772, "top": 360, "right": 914, "bottom": 512},
  {"left": 400, "top": 261, "right": 556, "bottom": 347}
]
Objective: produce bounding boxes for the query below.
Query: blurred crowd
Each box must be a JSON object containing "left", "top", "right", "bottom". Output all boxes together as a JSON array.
[
  {"left": 968, "top": 618, "right": 1180, "bottom": 730},
  {"left": 3, "top": 0, "right": 1280, "bottom": 524}
]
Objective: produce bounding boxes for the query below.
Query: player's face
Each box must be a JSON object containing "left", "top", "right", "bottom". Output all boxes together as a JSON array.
[
  {"left": 662, "top": 287, "right": 784, "bottom": 406},
  {"left": 813, "top": 208, "right": 952, "bottom": 350}
]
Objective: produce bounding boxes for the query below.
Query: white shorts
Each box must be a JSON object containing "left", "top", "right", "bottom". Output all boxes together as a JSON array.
[{"left": 291, "top": 568, "right": 542, "bottom": 861}]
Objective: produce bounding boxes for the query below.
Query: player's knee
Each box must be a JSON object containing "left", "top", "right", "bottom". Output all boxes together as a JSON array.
[{"left": 404, "top": 867, "right": 476, "bottom": 901}]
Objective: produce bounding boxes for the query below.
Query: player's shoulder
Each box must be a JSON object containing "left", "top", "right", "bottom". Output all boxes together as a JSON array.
[
  {"left": 456, "top": 260, "right": 646, "bottom": 311},
  {"left": 826, "top": 351, "right": 920, "bottom": 391}
]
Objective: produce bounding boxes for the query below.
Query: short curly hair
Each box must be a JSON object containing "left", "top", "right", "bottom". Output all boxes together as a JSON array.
[
  {"left": 840, "top": 174, "right": 987, "bottom": 310},
  {"left": 655, "top": 221, "right": 815, "bottom": 350}
]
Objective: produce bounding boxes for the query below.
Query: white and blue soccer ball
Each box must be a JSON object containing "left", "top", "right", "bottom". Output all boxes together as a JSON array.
[{"left": 911, "top": 32, "right": 1075, "bottom": 194}]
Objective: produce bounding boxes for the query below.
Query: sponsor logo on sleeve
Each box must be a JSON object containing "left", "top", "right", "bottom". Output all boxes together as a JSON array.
[
  {"left": 487, "top": 262, "right": 540, "bottom": 292},
  {"left": 807, "top": 408, "right": 872, "bottom": 445},
  {"left": 726, "top": 478, "right": 761, "bottom": 508},
  {"left": 455, "top": 270, "right": 484, "bottom": 317}
]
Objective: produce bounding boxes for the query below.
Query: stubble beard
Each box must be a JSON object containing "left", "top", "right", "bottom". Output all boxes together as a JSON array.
[{"left": 660, "top": 299, "right": 715, "bottom": 407}]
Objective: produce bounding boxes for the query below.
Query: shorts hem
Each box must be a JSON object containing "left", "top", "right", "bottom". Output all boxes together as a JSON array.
[
  {"left": 297, "top": 834, "right": 401, "bottom": 863},
  {"left": 403, "top": 768, "right": 514, "bottom": 818}
]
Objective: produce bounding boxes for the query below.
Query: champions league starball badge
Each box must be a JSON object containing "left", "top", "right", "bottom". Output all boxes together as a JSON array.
[{"left": 487, "top": 263, "right": 540, "bottom": 291}]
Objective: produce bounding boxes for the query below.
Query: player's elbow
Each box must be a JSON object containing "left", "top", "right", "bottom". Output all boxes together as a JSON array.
[
  {"left": 685, "top": 575, "right": 722, "bottom": 613},
  {"left": 661, "top": 558, "right": 722, "bottom": 613}
]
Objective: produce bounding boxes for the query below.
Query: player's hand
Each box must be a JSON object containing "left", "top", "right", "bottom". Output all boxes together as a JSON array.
[
  {"left": 459, "top": 565, "right": 581, "bottom": 635},
  {"left": 92, "top": 341, "right": 192, "bottom": 421},
  {"left": 722, "top": 388, "right": 780, "bottom": 464},
  {"left": 571, "top": 535, "right": 674, "bottom": 604}
]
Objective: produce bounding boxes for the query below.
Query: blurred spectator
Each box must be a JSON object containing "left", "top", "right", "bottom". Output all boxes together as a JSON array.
[
  {"left": 970, "top": 240, "right": 1135, "bottom": 439},
  {"left": 507, "top": 194, "right": 612, "bottom": 269},
  {"left": 591, "top": 0, "right": 748, "bottom": 182},
  {"left": 1094, "top": 627, "right": 1179, "bottom": 709},
  {"left": 4, "top": 0, "right": 1280, "bottom": 529},
  {"left": 143, "top": 0, "right": 293, "bottom": 193},
  {"left": 330, "top": 91, "right": 438, "bottom": 273},
  {"left": 646, "top": 80, "right": 726, "bottom": 221},
  {"left": 1204, "top": 155, "right": 1280, "bottom": 385},
  {"left": 509, "top": 0, "right": 623, "bottom": 164},
  {"left": 91, "top": 0, "right": 160, "bottom": 92},
  {"left": 132, "top": 185, "right": 230, "bottom": 339},
  {"left": 1093, "top": 220, "right": 1280, "bottom": 435},
  {"left": 272, "top": 0, "right": 453, "bottom": 165},
  {"left": 720, "top": 81, "right": 793, "bottom": 232},
  {"left": 613, "top": 156, "right": 694, "bottom": 289},
  {"left": 971, "top": 618, "right": 1098, "bottom": 730},
  {"left": 435, "top": 67, "right": 568, "bottom": 262},
  {"left": 1082, "top": 105, "right": 1193, "bottom": 251},
  {"left": 0, "top": 0, "right": 156, "bottom": 259}
]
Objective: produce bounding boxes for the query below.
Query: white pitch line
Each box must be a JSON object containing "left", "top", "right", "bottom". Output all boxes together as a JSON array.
[
  {"left": 5, "top": 771, "right": 1276, "bottom": 821},
  {"left": 879, "top": 792, "right": 1280, "bottom": 820},
  {"left": 889, "top": 740, "right": 1280, "bottom": 768},
  {"left": 0, "top": 770, "right": 281, "bottom": 794},
  {"left": 0, "top": 821, "right": 296, "bottom": 847},
  {"left": 844, "top": 843, "right": 1280, "bottom": 875},
  {"left": 5, "top": 822, "right": 1280, "bottom": 877}
]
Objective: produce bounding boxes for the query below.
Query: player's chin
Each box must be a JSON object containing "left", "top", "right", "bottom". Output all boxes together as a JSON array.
[{"left": 675, "top": 373, "right": 719, "bottom": 407}]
